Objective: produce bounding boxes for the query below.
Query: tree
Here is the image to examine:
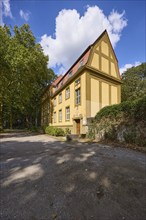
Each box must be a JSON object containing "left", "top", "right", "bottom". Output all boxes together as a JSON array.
[
  {"left": 0, "top": 24, "right": 56, "bottom": 129},
  {"left": 121, "top": 63, "right": 146, "bottom": 102}
]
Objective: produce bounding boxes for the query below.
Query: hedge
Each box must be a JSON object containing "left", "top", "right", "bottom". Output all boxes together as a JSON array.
[
  {"left": 95, "top": 96, "right": 146, "bottom": 122},
  {"left": 45, "top": 126, "right": 65, "bottom": 136}
]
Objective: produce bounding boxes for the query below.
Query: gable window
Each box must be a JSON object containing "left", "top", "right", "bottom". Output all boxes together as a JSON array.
[
  {"left": 55, "top": 84, "right": 58, "bottom": 91},
  {"left": 59, "top": 93, "right": 62, "bottom": 103},
  {"left": 59, "top": 109, "right": 62, "bottom": 122},
  {"left": 75, "top": 78, "right": 80, "bottom": 85},
  {"left": 66, "top": 106, "right": 70, "bottom": 121},
  {"left": 61, "top": 79, "right": 64, "bottom": 86},
  {"left": 65, "top": 87, "right": 70, "bottom": 99},
  {"left": 54, "top": 98, "right": 56, "bottom": 106},
  {"left": 68, "top": 70, "right": 72, "bottom": 78},
  {"left": 75, "top": 88, "right": 81, "bottom": 105},
  {"left": 54, "top": 112, "right": 56, "bottom": 123},
  {"left": 78, "top": 59, "right": 84, "bottom": 68}
]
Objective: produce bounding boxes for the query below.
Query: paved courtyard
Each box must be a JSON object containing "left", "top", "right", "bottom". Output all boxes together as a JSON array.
[{"left": 0, "top": 131, "right": 146, "bottom": 220}]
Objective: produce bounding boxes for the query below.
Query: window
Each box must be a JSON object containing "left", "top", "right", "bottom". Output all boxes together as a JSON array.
[
  {"left": 59, "top": 109, "right": 62, "bottom": 122},
  {"left": 75, "top": 88, "right": 81, "bottom": 105},
  {"left": 65, "top": 87, "right": 70, "bottom": 99},
  {"left": 66, "top": 107, "right": 70, "bottom": 121},
  {"left": 61, "top": 79, "right": 64, "bottom": 86},
  {"left": 75, "top": 78, "right": 80, "bottom": 85},
  {"left": 78, "top": 59, "right": 84, "bottom": 68},
  {"left": 54, "top": 98, "right": 56, "bottom": 106},
  {"left": 59, "top": 93, "right": 62, "bottom": 103},
  {"left": 54, "top": 112, "right": 56, "bottom": 123},
  {"left": 68, "top": 70, "right": 72, "bottom": 78},
  {"left": 55, "top": 84, "right": 58, "bottom": 91}
]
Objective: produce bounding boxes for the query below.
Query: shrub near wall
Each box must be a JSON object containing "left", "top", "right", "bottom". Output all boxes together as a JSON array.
[
  {"left": 45, "top": 126, "right": 65, "bottom": 136},
  {"left": 90, "top": 96, "right": 146, "bottom": 147}
]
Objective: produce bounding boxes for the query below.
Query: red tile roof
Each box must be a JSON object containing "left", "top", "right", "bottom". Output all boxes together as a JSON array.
[{"left": 52, "top": 75, "right": 63, "bottom": 86}]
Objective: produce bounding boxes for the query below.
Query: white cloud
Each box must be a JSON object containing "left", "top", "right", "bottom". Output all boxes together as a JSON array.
[
  {"left": 120, "top": 61, "right": 141, "bottom": 74},
  {"left": 19, "top": 9, "right": 30, "bottom": 21},
  {"left": 40, "top": 5, "right": 127, "bottom": 74},
  {"left": 0, "top": 0, "right": 13, "bottom": 26}
]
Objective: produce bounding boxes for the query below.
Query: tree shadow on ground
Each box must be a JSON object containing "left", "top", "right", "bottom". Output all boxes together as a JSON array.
[{"left": 0, "top": 133, "right": 146, "bottom": 220}]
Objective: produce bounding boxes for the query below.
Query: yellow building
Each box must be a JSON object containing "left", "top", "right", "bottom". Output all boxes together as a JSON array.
[{"left": 41, "top": 30, "right": 122, "bottom": 134}]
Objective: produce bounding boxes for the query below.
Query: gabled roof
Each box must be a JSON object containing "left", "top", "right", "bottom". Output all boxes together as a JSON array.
[{"left": 52, "top": 29, "right": 118, "bottom": 88}]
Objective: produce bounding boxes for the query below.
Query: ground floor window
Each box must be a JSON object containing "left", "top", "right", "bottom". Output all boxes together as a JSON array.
[
  {"left": 59, "top": 109, "right": 62, "bottom": 122},
  {"left": 53, "top": 112, "right": 56, "bottom": 123},
  {"left": 66, "top": 106, "right": 70, "bottom": 121}
]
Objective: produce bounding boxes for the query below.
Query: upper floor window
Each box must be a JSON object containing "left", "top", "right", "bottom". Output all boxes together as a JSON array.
[
  {"left": 66, "top": 106, "right": 70, "bottom": 121},
  {"left": 65, "top": 87, "right": 70, "bottom": 99},
  {"left": 55, "top": 85, "right": 58, "bottom": 91},
  {"left": 75, "top": 78, "right": 80, "bottom": 86},
  {"left": 78, "top": 59, "right": 84, "bottom": 68},
  {"left": 54, "top": 112, "right": 56, "bottom": 123},
  {"left": 68, "top": 70, "right": 72, "bottom": 78},
  {"left": 59, "top": 109, "right": 62, "bottom": 122},
  {"left": 61, "top": 79, "right": 64, "bottom": 86},
  {"left": 75, "top": 88, "right": 81, "bottom": 105},
  {"left": 59, "top": 93, "right": 62, "bottom": 103},
  {"left": 53, "top": 98, "right": 56, "bottom": 106}
]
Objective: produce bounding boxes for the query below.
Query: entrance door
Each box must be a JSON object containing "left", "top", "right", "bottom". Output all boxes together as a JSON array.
[{"left": 76, "top": 119, "right": 80, "bottom": 135}]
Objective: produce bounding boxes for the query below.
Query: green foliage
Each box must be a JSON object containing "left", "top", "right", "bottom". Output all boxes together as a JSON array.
[
  {"left": 94, "top": 96, "right": 146, "bottom": 147},
  {"left": 95, "top": 96, "right": 146, "bottom": 122},
  {"left": 121, "top": 63, "right": 146, "bottom": 102},
  {"left": 104, "top": 126, "right": 117, "bottom": 141},
  {"left": 87, "top": 126, "right": 95, "bottom": 139},
  {"left": 123, "top": 131, "right": 137, "bottom": 144},
  {"left": 45, "top": 126, "right": 65, "bottom": 136},
  {"left": 0, "top": 24, "right": 56, "bottom": 129},
  {"left": 65, "top": 128, "right": 71, "bottom": 135}
]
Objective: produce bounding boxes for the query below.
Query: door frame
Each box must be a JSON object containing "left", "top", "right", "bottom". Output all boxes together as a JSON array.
[{"left": 75, "top": 119, "right": 80, "bottom": 135}]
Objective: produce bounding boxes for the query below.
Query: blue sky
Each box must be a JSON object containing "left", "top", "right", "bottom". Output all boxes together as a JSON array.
[{"left": 0, "top": 0, "right": 146, "bottom": 75}]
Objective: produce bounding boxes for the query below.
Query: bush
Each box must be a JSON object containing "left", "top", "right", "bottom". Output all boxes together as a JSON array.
[
  {"left": 65, "top": 128, "right": 71, "bottom": 135},
  {"left": 45, "top": 126, "right": 65, "bottom": 136},
  {"left": 104, "top": 126, "right": 117, "bottom": 141},
  {"left": 93, "top": 96, "right": 146, "bottom": 147},
  {"left": 95, "top": 96, "right": 146, "bottom": 122}
]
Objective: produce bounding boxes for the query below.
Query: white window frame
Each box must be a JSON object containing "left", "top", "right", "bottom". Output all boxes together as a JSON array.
[
  {"left": 66, "top": 106, "right": 70, "bottom": 121},
  {"left": 68, "top": 70, "right": 72, "bottom": 78},
  {"left": 59, "top": 93, "right": 62, "bottom": 103},
  {"left": 59, "top": 109, "right": 62, "bottom": 122},
  {"left": 75, "top": 88, "right": 81, "bottom": 105},
  {"left": 65, "top": 87, "right": 70, "bottom": 99},
  {"left": 54, "top": 112, "right": 56, "bottom": 123},
  {"left": 78, "top": 59, "right": 84, "bottom": 68}
]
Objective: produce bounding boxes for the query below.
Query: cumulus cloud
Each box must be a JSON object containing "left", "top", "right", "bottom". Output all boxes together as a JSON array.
[
  {"left": 40, "top": 5, "right": 127, "bottom": 74},
  {"left": 120, "top": 61, "right": 141, "bottom": 74},
  {"left": 0, "top": 0, "right": 13, "bottom": 26},
  {"left": 19, "top": 9, "right": 30, "bottom": 21}
]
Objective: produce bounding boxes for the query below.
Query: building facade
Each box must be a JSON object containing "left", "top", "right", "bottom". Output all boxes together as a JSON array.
[{"left": 41, "top": 30, "right": 122, "bottom": 134}]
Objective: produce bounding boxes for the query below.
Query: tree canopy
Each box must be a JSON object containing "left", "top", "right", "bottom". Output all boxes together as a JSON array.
[
  {"left": 0, "top": 24, "right": 56, "bottom": 129},
  {"left": 121, "top": 63, "right": 146, "bottom": 102}
]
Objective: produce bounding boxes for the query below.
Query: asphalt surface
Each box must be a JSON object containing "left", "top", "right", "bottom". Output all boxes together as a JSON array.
[{"left": 0, "top": 131, "right": 146, "bottom": 220}]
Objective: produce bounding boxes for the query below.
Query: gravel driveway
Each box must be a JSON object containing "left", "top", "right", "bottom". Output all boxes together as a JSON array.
[{"left": 0, "top": 131, "right": 146, "bottom": 220}]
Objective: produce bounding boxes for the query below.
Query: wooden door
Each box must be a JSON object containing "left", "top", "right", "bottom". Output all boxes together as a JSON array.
[{"left": 76, "top": 119, "right": 80, "bottom": 135}]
